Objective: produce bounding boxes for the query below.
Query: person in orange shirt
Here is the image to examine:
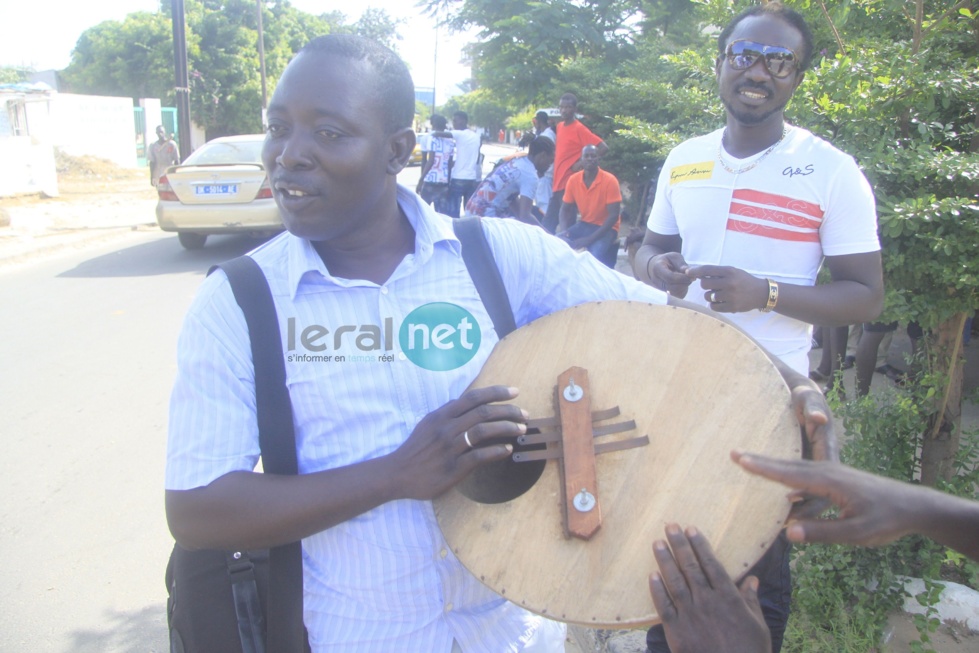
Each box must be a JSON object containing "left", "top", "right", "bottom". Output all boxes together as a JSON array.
[
  {"left": 541, "top": 93, "right": 608, "bottom": 233},
  {"left": 557, "top": 145, "right": 621, "bottom": 266}
]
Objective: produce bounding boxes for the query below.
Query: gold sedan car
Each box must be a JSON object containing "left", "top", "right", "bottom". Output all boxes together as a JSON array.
[
  {"left": 408, "top": 142, "right": 424, "bottom": 166},
  {"left": 155, "top": 134, "right": 282, "bottom": 249}
]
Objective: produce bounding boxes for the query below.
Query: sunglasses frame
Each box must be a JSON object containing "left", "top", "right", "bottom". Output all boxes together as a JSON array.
[{"left": 724, "top": 39, "right": 800, "bottom": 78}]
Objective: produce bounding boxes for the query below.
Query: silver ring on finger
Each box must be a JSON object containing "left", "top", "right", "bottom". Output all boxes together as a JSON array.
[
  {"left": 463, "top": 430, "right": 474, "bottom": 449},
  {"left": 708, "top": 290, "right": 718, "bottom": 303}
]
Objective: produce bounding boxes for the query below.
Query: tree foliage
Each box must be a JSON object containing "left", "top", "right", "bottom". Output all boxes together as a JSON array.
[
  {"left": 61, "top": 0, "right": 403, "bottom": 138},
  {"left": 0, "top": 66, "right": 40, "bottom": 84},
  {"left": 420, "top": 0, "right": 646, "bottom": 104}
]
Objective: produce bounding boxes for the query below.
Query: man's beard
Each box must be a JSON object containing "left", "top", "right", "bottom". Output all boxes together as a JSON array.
[{"left": 721, "top": 95, "right": 789, "bottom": 126}]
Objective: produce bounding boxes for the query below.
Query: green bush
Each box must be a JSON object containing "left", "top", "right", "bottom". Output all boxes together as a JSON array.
[{"left": 784, "top": 388, "right": 979, "bottom": 652}]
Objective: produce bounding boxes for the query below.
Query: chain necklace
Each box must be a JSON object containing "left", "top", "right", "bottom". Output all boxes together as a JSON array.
[{"left": 717, "top": 125, "right": 789, "bottom": 175}]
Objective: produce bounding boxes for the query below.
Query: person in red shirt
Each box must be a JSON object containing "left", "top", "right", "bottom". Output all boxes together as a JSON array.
[
  {"left": 541, "top": 93, "right": 608, "bottom": 233},
  {"left": 557, "top": 145, "right": 621, "bottom": 266}
]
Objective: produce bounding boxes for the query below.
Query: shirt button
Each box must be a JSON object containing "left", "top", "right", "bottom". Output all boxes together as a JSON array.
[
  {"left": 398, "top": 352, "right": 407, "bottom": 361},
  {"left": 380, "top": 286, "right": 389, "bottom": 295},
  {"left": 445, "top": 603, "right": 454, "bottom": 612},
  {"left": 439, "top": 549, "right": 448, "bottom": 559}
]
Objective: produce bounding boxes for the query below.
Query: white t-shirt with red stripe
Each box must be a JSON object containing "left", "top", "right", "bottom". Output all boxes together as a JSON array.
[{"left": 648, "top": 124, "right": 879, "bottom": 374}]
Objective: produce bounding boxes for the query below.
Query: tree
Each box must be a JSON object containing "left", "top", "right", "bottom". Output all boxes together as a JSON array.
[
  {"left": 440, "top": 87, "right": 511, "bottom": 134},
  {"left": 421, "top": 0, "right": 644, "bottom": 105},
  {"left": 0, "top": 66, "right": 34, "bottom": 84},
  {"left": 351, "top": 7, "right": 404, "bottom": 51},
  {"left": 62, "top": 12, "right": 176, "bottom": 101},
  {"left": 784, "top": 3, "right": 979, "bottom": 485},
  {"left": 60, "top": 0, "right": 372, "bottom": 137}
]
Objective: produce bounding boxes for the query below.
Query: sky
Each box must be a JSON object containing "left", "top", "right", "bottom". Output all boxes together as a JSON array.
[{"left": 0, "top": 0, "right": 472, "bottom": 102}]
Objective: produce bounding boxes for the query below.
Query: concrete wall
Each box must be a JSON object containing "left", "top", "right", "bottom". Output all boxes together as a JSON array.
[
  {"left": 0, "top": 135, "right": 58, "bottom": 198},
  {"left": 49, "top": 93, "right": 138, "bottom": 169}
]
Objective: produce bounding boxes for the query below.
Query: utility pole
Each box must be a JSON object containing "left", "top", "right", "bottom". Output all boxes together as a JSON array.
[
  {"left": 431, "top": 19, "right": 439, "bottom": 115},
  {"left": 256, "top": 0, "right": 268, "bottom": 127},
  {"left": 170, "top": 0, "right": 192, "bottom": 160}
]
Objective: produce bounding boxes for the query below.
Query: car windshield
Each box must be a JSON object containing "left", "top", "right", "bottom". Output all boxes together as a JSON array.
[{"left": 184, "top": 140, "right": 264, "bottom": 165}]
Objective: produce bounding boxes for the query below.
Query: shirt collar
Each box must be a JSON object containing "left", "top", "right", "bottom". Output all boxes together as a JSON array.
[{"left": 284, "top": 184, "right": 461, "bottom": 299}]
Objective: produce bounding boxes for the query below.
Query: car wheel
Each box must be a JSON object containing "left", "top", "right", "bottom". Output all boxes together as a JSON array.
[{"left": 177, "top": 232, "right": 208, "bottom": 250}]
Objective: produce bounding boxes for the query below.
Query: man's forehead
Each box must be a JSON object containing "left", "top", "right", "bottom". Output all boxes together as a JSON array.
[
  {"left": 270, "top": 54, "right": 371, "bottom": 107},
  {"left": 729, "top": 15, "right": 803, "bottom": 49}
]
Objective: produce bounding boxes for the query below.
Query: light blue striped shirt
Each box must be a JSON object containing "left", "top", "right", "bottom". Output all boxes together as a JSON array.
[{"left": 165, "top": 186, "right": 667, "bottom": 652}]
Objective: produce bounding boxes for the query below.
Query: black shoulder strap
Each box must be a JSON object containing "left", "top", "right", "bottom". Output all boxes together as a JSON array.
[
  {"left": 212, "top": 257, "right": 297, "bottom": 475},
  {"left": 453, "top": 217, "right": 517, "bottom": 338},
  {"left": 209, "top": 256, "right": 308, "bottom": 653}
]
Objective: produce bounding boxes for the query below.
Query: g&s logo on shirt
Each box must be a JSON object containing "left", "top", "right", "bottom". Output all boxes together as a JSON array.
[{"left": 400, "top": 302, "right": 481, "bottom": 371}]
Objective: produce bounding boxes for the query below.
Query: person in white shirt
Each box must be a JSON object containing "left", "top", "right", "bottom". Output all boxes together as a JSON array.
[
  {"left": 633, "top": 5, "right": 884, "bottom": 652},
  {"left": 416, "top": 113, "right": 456, "bottom": 215},
  {"left": 446, "top": 111, "right": 483, "bottom": 218},
  {"left": 165, "top": 33, "right": 835, "bottom": 653}
]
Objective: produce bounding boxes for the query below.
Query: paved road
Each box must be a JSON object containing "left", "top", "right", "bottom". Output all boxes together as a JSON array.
[{"left": 0, "top": 230, "right": 262, "bottom": 653}]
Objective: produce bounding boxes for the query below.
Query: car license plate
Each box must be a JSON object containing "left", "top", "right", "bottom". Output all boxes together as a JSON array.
[{"left": 195, "top": 184, "right": 238, "bottom": 196}]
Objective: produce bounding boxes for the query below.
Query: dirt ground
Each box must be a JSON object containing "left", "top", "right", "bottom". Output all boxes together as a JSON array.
[
  {"left": 1, "top": 151, "right": 154, "bottom": 207},
  {"left": 3, "top": 155, "right": 977, "bottom": 653}
]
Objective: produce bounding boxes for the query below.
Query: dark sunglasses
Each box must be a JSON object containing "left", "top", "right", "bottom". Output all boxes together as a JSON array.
[{"left": 725, "top": 40, "right": 799, "bottom": 78}]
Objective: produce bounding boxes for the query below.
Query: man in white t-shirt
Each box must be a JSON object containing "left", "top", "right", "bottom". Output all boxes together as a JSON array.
[
  {"left": 633, "top": 6, "right": 883, "bottom": 653},
  {"left": 446, "top": 111, "right": 482, "bottom": 218}
]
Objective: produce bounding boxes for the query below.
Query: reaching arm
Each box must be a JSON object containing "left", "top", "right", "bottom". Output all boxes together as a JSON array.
[
  {"left": 513, "top": 195, "right": 542, "bottom": 228},
  {"left": 649, "top": 525, "right": 772, "bottom": 653},
  {"left": 685, "top": 251, "right": 884, "bottom": 325},
  {"left": 166, "top": 386, "right": 525, "bottom": 550},
  {"left": 733, "top": 453, "right": 979, "bottom": 561},
  {"left": 416, "top": 155, "right": 435, "bottom": 193}
]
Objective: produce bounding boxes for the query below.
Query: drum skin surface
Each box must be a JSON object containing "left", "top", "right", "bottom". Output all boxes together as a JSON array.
[{"left": 434, "top": 301, "right": 800, "bottom": 628}]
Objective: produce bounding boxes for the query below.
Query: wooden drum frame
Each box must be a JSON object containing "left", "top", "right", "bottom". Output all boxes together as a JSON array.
[{"left": 433, "top": 301, "right": 800, "bottom": 628}]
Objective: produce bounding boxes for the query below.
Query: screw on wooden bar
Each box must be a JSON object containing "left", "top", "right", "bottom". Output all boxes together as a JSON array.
[{"left": 558, "top": 366, "right": 601, "bottom": 540}]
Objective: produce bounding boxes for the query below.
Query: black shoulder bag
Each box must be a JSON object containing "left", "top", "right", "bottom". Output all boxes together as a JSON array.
[{"left": 165, "top": 216, "right": 514, "bottom": 653}]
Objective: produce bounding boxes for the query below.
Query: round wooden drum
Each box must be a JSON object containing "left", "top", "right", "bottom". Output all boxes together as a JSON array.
[{"left": 433, "top": 301, "right": 800, "bottom": 628}]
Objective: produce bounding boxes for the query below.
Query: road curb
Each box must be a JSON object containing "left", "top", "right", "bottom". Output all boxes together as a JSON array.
[{"left": 0, "top": 223, "right": 158, "bottom": 270}]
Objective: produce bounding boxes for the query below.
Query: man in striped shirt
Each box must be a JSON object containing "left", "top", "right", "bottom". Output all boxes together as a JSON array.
[
  {"left": 165, "top": 32, "right": 836, "bottom": 653},
  {"left": 634, "top": 5, "right": 883, "bottom": 652}
]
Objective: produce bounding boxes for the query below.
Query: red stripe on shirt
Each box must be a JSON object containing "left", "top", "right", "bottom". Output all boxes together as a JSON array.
[
  {"left": 729, "top": 201, "right": 822, "bottom": 230},
  {"left": 732, "top": 189, "right": 824, "bottom": 220},
  {"left": 727, "top": 218, "right": 821, "bottom": 242}
]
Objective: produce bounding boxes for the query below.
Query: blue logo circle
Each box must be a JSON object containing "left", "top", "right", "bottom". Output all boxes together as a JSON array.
[{"left": 399, "top": 303, "right": 481, "bottom": 371}]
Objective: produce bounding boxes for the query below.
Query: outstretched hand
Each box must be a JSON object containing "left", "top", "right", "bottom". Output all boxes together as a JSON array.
[
  {"left": 733, "top": 453, "right": 916, "bottom": 547},
  {"left": 649, "top": 524, "right": 772, "bottom": 653},
  {"left": 391, "top": 385, "right": 526, "bottom": 501},
  {"left": 776, "top": 368, "right": 837, "bottom": 519}
]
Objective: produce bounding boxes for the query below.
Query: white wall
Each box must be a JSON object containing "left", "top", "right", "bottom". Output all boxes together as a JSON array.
[
  {"left": 0, "top": 135, "right": 58, "bottom": 198},
  {"left": 49, "top": 93, "right": 137, "bottom": 169}
]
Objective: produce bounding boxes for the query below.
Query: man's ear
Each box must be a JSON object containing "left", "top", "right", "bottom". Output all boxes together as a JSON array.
[
  {"left": 715, "top": 55, "right": 723, "bottom": 79},
  {"left": 387, "top": 128, "right": 416, "bottom": 175}
]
